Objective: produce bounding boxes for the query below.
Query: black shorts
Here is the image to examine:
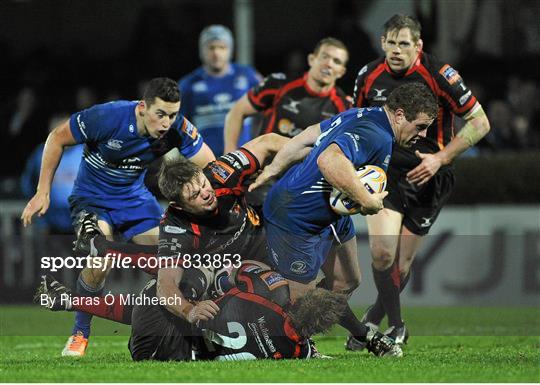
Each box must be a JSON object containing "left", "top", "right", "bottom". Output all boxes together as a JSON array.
[
  {"left": 384, "top": 139, "right": 456, "bottom": 236},
  {"left": 128, "top": 279, "right": 195, "bottom": 361}
]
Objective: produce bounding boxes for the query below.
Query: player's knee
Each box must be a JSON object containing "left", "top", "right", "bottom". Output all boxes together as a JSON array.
[
  {"left": 331, "top": 274, "right": 361, "bottom": 296},
  {"left": 371, "top": 244, "right": 395, "bottom": 270}
]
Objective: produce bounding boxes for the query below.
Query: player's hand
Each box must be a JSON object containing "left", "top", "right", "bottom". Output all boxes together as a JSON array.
[
  {"left": 360, "top": 191, "right": 388, "bottom": 215},
  {"left": 248, "top": 166, "right": 278, "bottom": 192},
  {"left": 187, "top": 300, "right": 220, "bottom": 324},
  {"left": 21, "top": 192, "right": 50, "bottom": 227},
  {"left": 406, "top": 151, "right": 442, "bottom": 186}
]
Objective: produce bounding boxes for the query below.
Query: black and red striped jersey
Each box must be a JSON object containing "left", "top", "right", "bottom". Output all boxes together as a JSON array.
[
  {"left": 248, "top": 72, "right": 350, "bottom": 137},
  {"left": 353, "top": 52, "right": 477, "bottom": 149},
  {"left": 197, "top": 265, "right": 312, "bottom": 360},
  {"left": 157, "top": 148, "right": 265, "bottom": 261}
]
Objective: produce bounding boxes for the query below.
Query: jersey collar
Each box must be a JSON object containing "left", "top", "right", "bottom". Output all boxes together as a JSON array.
[
  {"left": 384, "top": 51, "right": 423, "bottom": 78},
  {"left": 302, "top": 73, "right": 335, "bottom": 98}
]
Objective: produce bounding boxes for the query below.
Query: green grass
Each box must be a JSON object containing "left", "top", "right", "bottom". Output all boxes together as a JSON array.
[{"left": 1, "top": 306, "right": 539, "bottom": 382}]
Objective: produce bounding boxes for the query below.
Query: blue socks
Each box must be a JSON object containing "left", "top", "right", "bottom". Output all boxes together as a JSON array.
[{"left": 72, "top": 275, "right": 103, "bottom": 339}]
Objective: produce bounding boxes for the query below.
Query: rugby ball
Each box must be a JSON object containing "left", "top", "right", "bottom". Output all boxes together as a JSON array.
[{"left": 329, "top": 165, "right": 387, "bottom": 215}]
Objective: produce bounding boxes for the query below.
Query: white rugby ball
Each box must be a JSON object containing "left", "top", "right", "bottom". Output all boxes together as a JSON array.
[{"left": 329, "top": 165, "right": 387, "bottom": 215}]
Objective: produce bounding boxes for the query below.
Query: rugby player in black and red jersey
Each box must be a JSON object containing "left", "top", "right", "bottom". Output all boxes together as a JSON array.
[
  {"left": 223, "top": 37, "right": 350, "bottom": 153},
  {"left": 36, "top": 261, "right": 350, "bottom": 360},
  {"left": 349, "top": 14, "right": 491, "bottom": 349}
]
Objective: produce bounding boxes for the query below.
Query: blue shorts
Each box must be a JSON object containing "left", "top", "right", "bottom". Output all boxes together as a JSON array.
[
  {"left": 69, "top": 195, "right": 163, "bottom": 241},
  {"left": 265, "top": 216, "right": 355, "bottom": 283}
]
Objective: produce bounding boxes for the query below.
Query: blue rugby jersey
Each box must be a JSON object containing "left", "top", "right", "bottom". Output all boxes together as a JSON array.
[
  {"left": 263, "top": 107, "right": 395, "bottom": 235},
  {"left": 69, "top": 100, "right": 203, "bottom": 203},
  {"left": 179, "top": 63, "right": 260, "bottom": 156}
]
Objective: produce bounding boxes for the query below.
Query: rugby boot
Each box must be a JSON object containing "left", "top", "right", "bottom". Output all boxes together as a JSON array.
[
  {"left": 61, "top": 331, "right": 88, "bottom": 357},
  {"left": 34, "top": 275, "right": 73, "bottom": 311},
  {"left": 72, "top": 211, "right": 102, "bottom": 256},
  {"left": 384, "top": 323, "right": 409, "bottom": 345}
]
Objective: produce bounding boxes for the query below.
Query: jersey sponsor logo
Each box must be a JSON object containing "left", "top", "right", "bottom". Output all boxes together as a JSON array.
[
  {"left": 210, "top": 161, "right": 235, "bottom": 184},
  {"left": 106, "top": 139, "right": 123, "bottom": 150},
  {"left": 257, "top": 316, "right": 277, "bottom": 353},
  {"left": 158, "top": 237, "right": 182, "bottom": 252},
  {"left": 439, "top": 64, "right": 462, "bottom": 85},
  {"left": 261, "top": 271, "right": 287, "bottom": 290},
  {"left": 122, "top": 157, "right": 141, "bottom": 164},
  {"left": 372, "top": 88, "right": 387, "bottom": 102},
  {"left": 76, "top": 114, "right": 88, "bottom": 139},
  {"left": 290, "top": 260, "right": 308, "bottom": 275},
  {"left": 248, "top": 322, "right": 268, "bottom": 357},
  {"left": 358, "top": 65, "right": 367, "bottom": 77},
  {"left": 192, "top": 81, "right": 208, "bottom": 93},
  {"left": 383, "top": 154, "right": 391, "bottom": 168},
  {"left": 459, "top": 90, "right": 472, "bottom": 106},
  {"left": 234, "top": 75, "right": 249, "bottom": 90},
  {"left": 214, "top": 93, "right": 232, "bottom": 104},
  {"left": 182, "top": 119, "right": 199, "bottom": 140},
  {"left": 271, "top": 73, "right": 286, "bottom": 80},
  {"left": 163, "top": 225, "right": 187, "bottom": 234},
  {"left": 345, "top": 132, "right": 360, "bottom": 152},
  {"left": 282, "top": 98, "right": 301, "bottom": 114},
  {"left": 231, "top": 150, "right": 250, "bottom": 166}
]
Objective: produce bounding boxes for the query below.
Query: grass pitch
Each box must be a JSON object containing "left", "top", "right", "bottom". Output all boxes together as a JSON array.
[{"left": 1, "top": 306, "right": 539, "bottom": 382}]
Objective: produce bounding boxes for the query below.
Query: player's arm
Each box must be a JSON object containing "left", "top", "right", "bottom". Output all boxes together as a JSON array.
[
  {"left": 188, "top": 142, "right": 215, "bottom": 168},
  {"left": 21, "top": 119, "right": 76, "bottom": 226},
  {"left": 156, "top": 267, "right": 219, "bottom": 324},
  {"left": 318, "top": 143, "right": 387, "bottom": 215},
  {"left": 248, "top": 124, "right": 320, "bottom": 192},
  {"left": 242, "top": 133, "right": 289, "bottom": 166},
  {"left": 407, "top": 103, "right": 490, "bottom": 185},
  {"left": 223, "top": 94, "right": 258, "bottom": 154}
]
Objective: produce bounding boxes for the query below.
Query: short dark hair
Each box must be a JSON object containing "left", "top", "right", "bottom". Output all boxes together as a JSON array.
[
  {"left": 313, "top": 37, "right": 349, "bottom": 63},
  {"left": 143, "top": 77, "right": 180, "bottom": 107},
  {"left": 383, "top": 14, "right": 422, "bottom": 42},
  {"left": 286, "top": 288, "right": 347, "bottom": 338},
  {"left": 386, "top": 82, "right": 438, "bottom": 122},
  {"left": 158, "top": 158, "right": 200, "bottom": 204}
]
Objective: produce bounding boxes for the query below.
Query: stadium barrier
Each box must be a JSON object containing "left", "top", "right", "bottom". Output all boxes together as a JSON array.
[{"left": 1, "top": 200, "right": 538, "bottom": 305}]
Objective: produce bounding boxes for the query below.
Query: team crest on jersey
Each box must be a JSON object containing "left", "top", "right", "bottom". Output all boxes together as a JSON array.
[
  {"left": 439, "top": 64, "right": 462, "bottom": 85},
  {"left": 290, "top": 260, "right": 308, "bottom": 275},
  {"left": 234, "top": 75, "right": 249, "bottom": 90},
  {"left": 106, "top": 139, "right": 123, "bottom": 150},
  {"left": 182, "top": 119, "right": 199, "bottom": 140},
  {"left": 210, "top": 161, "right": 235, "bottom": 184},
  {"left": 278, "top": 119, "right": 294, "bottom": 136},
  {"left": 192, "top": 81, "right": 208, "bottom": 93}
]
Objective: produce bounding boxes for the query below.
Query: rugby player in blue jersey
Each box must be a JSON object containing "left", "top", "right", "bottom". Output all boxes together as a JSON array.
[
  {"left": 179, "top": 25, "right": 260, "bottom": 156},
  {"left": 21, "top": 77, "right": 215, "bottom": 356},
  {"left": 249, "top": 82, "right": 438, "bottom": 356}
]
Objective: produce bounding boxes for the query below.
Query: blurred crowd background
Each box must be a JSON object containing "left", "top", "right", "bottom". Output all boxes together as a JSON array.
[{"left": 1, "top": 0, "right": 539, "bottom": 196}]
